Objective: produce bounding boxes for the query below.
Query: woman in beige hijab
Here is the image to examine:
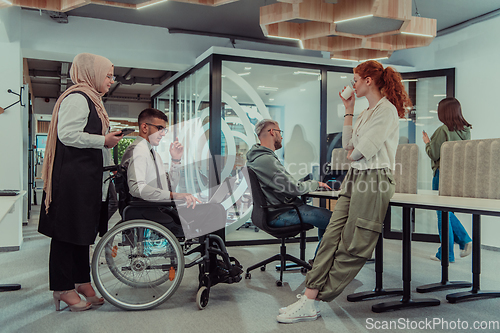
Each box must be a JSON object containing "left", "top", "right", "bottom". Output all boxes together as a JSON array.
[{"left": 38, "top": 53, "right": 123, "bottom": 312}]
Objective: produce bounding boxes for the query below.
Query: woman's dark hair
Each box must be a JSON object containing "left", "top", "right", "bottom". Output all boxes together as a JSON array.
[
  {"left": 354, "top": 60, "right": 413, "bottom": 118},
  {"left": 138, "top": 108, "right": 169, "bottom": 126},
  {"left": 437, "top": 97, "right": 472, "bottom": 131}
]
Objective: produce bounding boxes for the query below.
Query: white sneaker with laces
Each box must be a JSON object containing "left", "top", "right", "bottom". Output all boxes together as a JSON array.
[
  {"left": 276, "top": 294, "right": 319, "bottom": 324},
  {"left": 278, "top": 294, "right": 320, "bottom": 315},
  {"left": 460, "top": 242, "right": 472, "bottom": 258}
]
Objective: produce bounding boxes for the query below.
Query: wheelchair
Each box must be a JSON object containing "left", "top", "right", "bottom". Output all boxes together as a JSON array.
[{"left": 91, "top": 165, "right": 243, "bottom": 311}]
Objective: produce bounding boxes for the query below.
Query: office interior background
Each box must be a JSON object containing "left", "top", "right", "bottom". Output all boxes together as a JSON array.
[{"left": 1, "top": 1, "right": 500, "bottom": 332}]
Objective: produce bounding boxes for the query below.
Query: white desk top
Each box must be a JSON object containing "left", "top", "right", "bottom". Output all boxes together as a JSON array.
[
  {"left": 306, "top": 190, "right": 500, "bottom": 216},
  {"left": 391, "top": 193, "right": 500, "bottom": 216},
  {"left": 0, "top": 191, "right": 26, "bottom": 222}
]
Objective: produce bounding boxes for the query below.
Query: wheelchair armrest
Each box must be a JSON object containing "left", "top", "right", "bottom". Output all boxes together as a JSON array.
[
  {"left": 129, "top": 198, "right": 177, "bottom": 207},
  {"left": 103, "top": 165, "right": 119, "bottom": 172}
]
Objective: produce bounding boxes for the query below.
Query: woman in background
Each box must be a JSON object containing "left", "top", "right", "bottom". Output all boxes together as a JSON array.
[
  {"left": 39, "top": 53, "right": 123, "bottom": 311},
  {"left": 422, "top": 97, "right": 472, "bottom": 263}
]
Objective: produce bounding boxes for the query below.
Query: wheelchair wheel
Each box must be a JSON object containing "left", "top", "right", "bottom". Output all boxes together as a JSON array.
[{"left": 91, "top": 219, "right": 185, "bottom": 310}]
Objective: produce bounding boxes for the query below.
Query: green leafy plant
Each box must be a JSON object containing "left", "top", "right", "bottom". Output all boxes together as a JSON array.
[{"left": 114, "top": 138, "right": 134, "bottom": 164}]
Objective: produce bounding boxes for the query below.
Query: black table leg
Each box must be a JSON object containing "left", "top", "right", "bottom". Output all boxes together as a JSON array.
[
  {"left": 372, "top": 206, "right": 440, "bottom": 312},
  {"left": 447, "top": 214, "right": 500, "bottom": 302},
  {"left": 0, "top": 284, "right": 21, "bottom": 292},
  {"left": 347, "top": 209, "right": 403, "bottom": 302},
  {"left": 417, "top": 211, "right": 471, "bottom": 293}
]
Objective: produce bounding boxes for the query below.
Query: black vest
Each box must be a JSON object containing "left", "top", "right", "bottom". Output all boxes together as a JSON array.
[{"left": 39, "top": 91, "right": 105, "bottom": 245}]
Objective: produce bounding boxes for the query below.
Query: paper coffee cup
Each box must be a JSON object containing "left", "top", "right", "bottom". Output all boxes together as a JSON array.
[{"left": 340, "top": 85, "right": 354, "bottom": 100}]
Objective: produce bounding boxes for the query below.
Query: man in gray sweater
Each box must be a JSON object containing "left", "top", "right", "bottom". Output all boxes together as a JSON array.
[{"left": 246, "top": 119, "right": 332, "bottom": 255}]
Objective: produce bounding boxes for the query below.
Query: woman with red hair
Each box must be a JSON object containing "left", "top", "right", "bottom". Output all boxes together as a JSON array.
[{"left": 277, "top": 60, "right": 412, "bottom": 324}]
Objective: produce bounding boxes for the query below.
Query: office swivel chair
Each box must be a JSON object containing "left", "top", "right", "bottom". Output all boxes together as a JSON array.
[{"left": 244, "top": 167, "right": 313, "bottom": 286}]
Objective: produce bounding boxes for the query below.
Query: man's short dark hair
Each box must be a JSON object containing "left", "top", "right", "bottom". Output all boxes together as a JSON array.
[{"left": 138, "top": 108, "right": 169, "bottom": 126}]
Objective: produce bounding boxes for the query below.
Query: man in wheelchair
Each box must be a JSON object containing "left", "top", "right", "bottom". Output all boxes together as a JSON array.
[
  {"left": 119, "top": 108, "right": 242, "bottom": 291},
  {"left": 121, "top": 108, "right": 226, "bottom": 239}
]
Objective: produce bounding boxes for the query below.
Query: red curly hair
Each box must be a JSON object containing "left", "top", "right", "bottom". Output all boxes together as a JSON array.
[{"left": 354, "top": 60, "right": 412, "bottom": 119}]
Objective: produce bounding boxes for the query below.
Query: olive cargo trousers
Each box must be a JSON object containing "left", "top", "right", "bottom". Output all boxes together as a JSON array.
[{"left": 305, "top": 168, "right": 395, "bottom": 302}]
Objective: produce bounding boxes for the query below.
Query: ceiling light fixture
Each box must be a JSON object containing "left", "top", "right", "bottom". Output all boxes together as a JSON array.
[
  {"left": 401, "top": 32, "right": 434, "bottom": 37},
  {"left": 417, "top": 116, "right": 433, "bottom": 120},
  {"left": 260, "top": 0, "right": 436, "bottom": 61},
  {"left": 433, "top": 94, "right": 446, "bottom": 97},
  {"left": 293, "top": 71, "right": 320, "bottom": 76},
  {"left": 363, "top": 57, "right": 389, "bottom": 61},
  {"left": 238, "top": 72, "right": 251, "bottom": 76},
  {"left": 331, "top": 57, "right": 357, "bottom": 62},
  {"left": 429, "top": 110, "right": 437, "bottom": 113},
  {"left": 402, "top": 79, "right": 418, "bottom": 82},
  {"left": 244, "top": 67, "right": 252, "bottom": 70},
  {"left": 258, "top": 86, "right": 279, "bottom": 91},
  {"left": 137, "top": 0, "right": 168, "bottom": 10},
  {"left": 334, "top": 14, "right": 373, "bottom": 24},
  {"left": 340, "top": 76, "right": 347, "bottom": 79},
  {"left": 267, "top": 35, "right": 304, "bottom": 49}
]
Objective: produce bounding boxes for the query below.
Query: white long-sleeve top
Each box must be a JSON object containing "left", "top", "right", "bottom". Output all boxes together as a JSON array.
[
  {"left": 56, "top": 93, "right": 111, "bottom": 200},
  {"left": 121, "top": 136, "right": 181, "bottom": 202},
  {"left": 342, "top": 97, "right": 399, "bottom": 170}
]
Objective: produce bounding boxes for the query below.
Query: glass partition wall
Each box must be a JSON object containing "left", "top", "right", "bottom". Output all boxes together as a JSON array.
[
  {"left": 385, "top": 69, "right": 455, "bottom": 242},
  {"left": 152, "top": 51, "right": 454, "bottom": 246}
]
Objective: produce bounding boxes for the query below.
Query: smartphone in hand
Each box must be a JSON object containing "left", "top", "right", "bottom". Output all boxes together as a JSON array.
[{"left": 118, "top": 128, "right": 135, "bottom": 136}]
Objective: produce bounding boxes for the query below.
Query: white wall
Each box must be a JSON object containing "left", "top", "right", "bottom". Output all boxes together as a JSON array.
[
  {"left": 0, "top": 7, "right": 25, "bottom": 248},
  {"left": 0, "top": 8, "right": 23, "bottom": 191},
  {"left": 390, "top": 15, "right": 500, "bottom": 248}
]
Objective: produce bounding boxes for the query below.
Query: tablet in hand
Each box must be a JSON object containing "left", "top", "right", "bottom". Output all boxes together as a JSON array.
[{"left": 119, "top": 128, "right": 135, "bottom": 136}]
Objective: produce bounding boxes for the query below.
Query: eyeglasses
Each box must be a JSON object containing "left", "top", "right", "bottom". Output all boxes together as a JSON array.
[
  {"left": 146, "top": 123, "right": 168, "bottom": 134},
  {"left": 106, "top": 75, "right": 116, "bottom": 81},
  {"left": 268, "top": 128, "right": 283, "bottom": 135}
]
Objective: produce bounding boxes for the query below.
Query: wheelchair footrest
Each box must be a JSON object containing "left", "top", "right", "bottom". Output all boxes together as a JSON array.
[{"left": 211, "top": 257, "right": 243, "bottom": 286}]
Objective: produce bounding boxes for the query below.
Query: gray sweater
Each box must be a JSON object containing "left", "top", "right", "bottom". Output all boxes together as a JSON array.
[{"left": 246, "top": 144, "right": 319, "bottom": 220}]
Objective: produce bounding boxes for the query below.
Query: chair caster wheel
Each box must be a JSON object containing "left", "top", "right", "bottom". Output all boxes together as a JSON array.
[
  {"left": 196, "top": 286, "right": 209, "bottom": 310},
  {"left": 245, "top": 272, "right": 251, "bottom": 279},
  {"left": 301, "top": 267, "right": 308, "bottom": 274},
  {"left": 260, "top": 266, "right": 266, "bottom": 271},
  {"left": 276, "top": 280, "right": 283, "bottom": 287}
]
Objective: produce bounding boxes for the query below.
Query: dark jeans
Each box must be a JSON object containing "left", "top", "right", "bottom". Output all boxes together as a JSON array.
[{"left": 270, "top": 204, "right": 332, "bottom": 255}]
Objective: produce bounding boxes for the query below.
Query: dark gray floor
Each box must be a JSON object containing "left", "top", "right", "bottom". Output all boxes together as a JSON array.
[{"left": 1, "top": 205, "right": 499, "bottom": 333}]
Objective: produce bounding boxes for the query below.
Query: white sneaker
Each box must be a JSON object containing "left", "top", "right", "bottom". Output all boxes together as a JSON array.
[
  {"left": 460, "top": 242, "right": 472, "bottom": 258},
  {"left": 276, "top": 295, "right": 319, "bottom": 324},
  {"left": 278, "top": 294, "right": 321, "bottom": 315}
]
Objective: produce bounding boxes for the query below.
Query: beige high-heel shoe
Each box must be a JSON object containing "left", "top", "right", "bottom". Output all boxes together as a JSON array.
[
  {"left": 53, "top": 290, "right": 92, "bottom": 312},
  {"left": 75, "top": 283, "right": 105, "bottom": 306}
]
